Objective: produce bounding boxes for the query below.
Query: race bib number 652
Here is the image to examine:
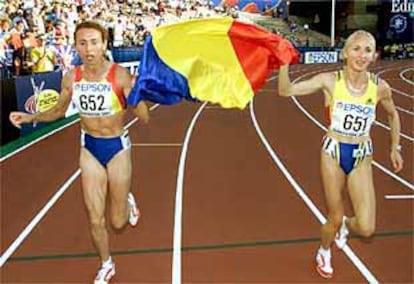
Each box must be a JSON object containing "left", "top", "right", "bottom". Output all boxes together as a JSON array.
[{"left": 73, "top": 82, "right": 113, "bottom": 116}]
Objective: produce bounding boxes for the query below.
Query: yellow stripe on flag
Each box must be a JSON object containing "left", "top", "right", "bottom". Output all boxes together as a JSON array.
[{"left": 152, "top": 17, "right": 254, "bottom": 109}]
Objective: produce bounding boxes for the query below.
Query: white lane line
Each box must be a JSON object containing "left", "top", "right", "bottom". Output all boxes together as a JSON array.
[
  {"left": 385, "top": 195, "right": 414, "bottom": 200},
  {"left": 399, "top": 68, "right": 414, "bottom": 86},
  {"left": 0, "top": 118, "right": 80, "bottom": 163},
  {"left": 395, "top": 106, "right": 414, "bottom": 116},
  {"left": 376, "top": 68, "right": 414, "bottom": 99},
  {"left": 0, "top": 169, "right": 81, "bottom": 267},
  {"left": 249, "top": 100, "right": 379, "bottom": 284},
  {"left": 391, "top": 87, "right": 414, "bottom": 99},
  {"left": 172, "top": 102, "right": 207, "bottom": 284},
  {"left": 132, "top": 143, "right": 183, "bottom": 147},
  {"left": 373, "top": 120, "right": 414, "bottom": 142},
  {"left": 0, "top": 105, "right": 160, "bottom": 266}
]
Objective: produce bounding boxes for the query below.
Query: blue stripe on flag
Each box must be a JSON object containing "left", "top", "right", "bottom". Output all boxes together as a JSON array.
[{"left": 128, "top": 36, "right": 196, "bottom": 106}]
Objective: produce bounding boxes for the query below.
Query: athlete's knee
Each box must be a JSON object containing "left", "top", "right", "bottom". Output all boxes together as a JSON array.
[
  {"left": 111, "top": 213, "right": 127, "bottom": 230},
  {"left": 89, "top": 215, "right": 106, "bottom": 230},
  {"left": 359, "top": 224, "right": 375, "bottom": 237},
  {"left": 357, "top": 219, "right": 375, "bottom": 237}
]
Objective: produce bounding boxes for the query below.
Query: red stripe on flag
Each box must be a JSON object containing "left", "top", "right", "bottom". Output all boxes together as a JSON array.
[{"left": 228, "top": 20, "right": 299, "bottom": 92}]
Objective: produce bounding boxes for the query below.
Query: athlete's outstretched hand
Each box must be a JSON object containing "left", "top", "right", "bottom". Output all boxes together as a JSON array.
[
  {"left": 9, "top": 112, "right": 34, "bottom": 129},
  {"left": 390, "top": 149, "right": 404, "bottom": 173}
]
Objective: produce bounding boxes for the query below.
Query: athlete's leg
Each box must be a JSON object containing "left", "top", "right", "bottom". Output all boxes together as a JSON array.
[
  {"left": 347, "top": 157, "right": 376, "bottom": 237},
  {"left": 316, "top": 151, "right": 347, "bottom": 278},
  {"left": 320, "top": 151, "right": 347, "bottom": 249},
  {"left": 107, "top": 148, "right": 132, "bottom": 229},
  {"left": 80, "top": 148, "right": 110, "bottom": 262}
]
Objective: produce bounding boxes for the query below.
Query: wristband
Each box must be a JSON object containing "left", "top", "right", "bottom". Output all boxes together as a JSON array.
[{"left": 392, "top": 145, "right": 402, "bottom": 152}]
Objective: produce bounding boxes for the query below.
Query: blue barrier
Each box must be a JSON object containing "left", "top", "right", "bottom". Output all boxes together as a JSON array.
[
  {"left": 71, "top": 46, "right": 143, "bottom": 66},
  {"left": 112, "top": 47, "right": 143, "bottom": 63}
]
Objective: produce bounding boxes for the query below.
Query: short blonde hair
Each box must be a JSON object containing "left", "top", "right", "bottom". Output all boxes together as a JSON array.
[{"left": 341, "top": 30, "right": 376, "bottom": 60}]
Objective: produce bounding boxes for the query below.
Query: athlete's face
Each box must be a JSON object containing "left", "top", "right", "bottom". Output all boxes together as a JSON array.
[
  {"left": 75, "top": 28, "right": 107, "bottom": 65},
  {"left": 344, "top": 36, "right": 375, "bottom": 72}
]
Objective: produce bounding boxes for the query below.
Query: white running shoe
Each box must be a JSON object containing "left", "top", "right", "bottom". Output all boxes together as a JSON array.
[
  {"left": 127, "top": 192, "right": 140, "bottom": 227},
  {"left": 335, "top": 216, "right": 349, "bottom": 249},
  {"left": 315, "top": 247, "right": 333, "bottom": 279},
  {"left": 94, "top": 260, "right": 115, "bottom": 284}
]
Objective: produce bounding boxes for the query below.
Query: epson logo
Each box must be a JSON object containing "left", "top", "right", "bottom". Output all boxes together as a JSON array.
[
  {"left": 337, "top": 103, "right": 375, "bottom": 116},
  {"left": 305, "top": 51, "right": 338, "bottom": 64},
  {"left": 78, "top": 83, "right": 111, "bottom": 93},
  {"left": 391, "top": 0, "right": 414, "bottom": 13}
]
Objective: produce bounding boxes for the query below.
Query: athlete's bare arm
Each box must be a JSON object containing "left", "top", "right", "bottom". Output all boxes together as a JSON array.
[
  {"left": 131, "top": 101, "right": 150, "bottom": 124},
  {"left": 378, "top": 79, "right": 403, "bottom": 172},
  {"left": 116, "top": 66, "right": 150, "bottom": 124},
  {"left": 278, "top": 65, "right": 334, "bottom": 97},
  {"left": 9, "top": 70, "right": 74, "bottom": 128}
]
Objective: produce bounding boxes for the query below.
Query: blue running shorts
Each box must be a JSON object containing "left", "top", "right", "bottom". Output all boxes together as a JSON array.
[
  {"left": 81, "top": 130, "right": 131, "bottom": 168},
  {"left": 322, "top": 135, "right": 373, "bottom": 175}
]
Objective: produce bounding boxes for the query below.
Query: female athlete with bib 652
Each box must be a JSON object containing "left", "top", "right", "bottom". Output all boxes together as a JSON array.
[
  {"left": 9, "top": 21, "right": 149, "bottom": 284},
  {"left": 277, "top": 30, "right": 404, "bottom": 278}
]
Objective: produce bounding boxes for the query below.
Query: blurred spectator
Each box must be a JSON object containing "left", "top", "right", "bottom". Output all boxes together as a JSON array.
[
  {"left": 12, "top": 9, "right": 29, "bottom": 31},
  {"left": 0, "top": 18, "right": 11, "bottom": 41},
  {"left": 28, "top": 33, "right": 56, "bottom": 73},
  {"left": 113, "top": 18, "right": 124, "bottom": 47},
  {"left": 0, "top": 38, "right": 10, "bottom": 78},
  {"left": 382, "top": 43, "right": 414, "bottom": 60},
  {"left": 8, "top": 20, "right": 26, "bottom": 75},
  {"left": 54, "top": 32, "right": 73, "bottom": 73}
]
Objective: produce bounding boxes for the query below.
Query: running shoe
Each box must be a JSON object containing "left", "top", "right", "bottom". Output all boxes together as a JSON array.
[
  {"left": 315, "top": 247, "right": 333, "bottom": 279},
  {"left": 127, "top": 192, "right": 140, "bottom": 227},
  {"left": 335, "top": 216, "right": 349, "bottom": 249},
  {"left": 94, "top": 260, "right": 115, "bottom": 284}
]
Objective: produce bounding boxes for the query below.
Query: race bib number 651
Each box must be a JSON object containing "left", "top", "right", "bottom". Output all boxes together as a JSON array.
[{"left": 331, "top": 101, "right": 376, "bottom": 137}]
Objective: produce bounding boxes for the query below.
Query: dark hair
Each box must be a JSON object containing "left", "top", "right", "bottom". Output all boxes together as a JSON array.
[{"left": 74, "top": 21, "right": 108, "bottom": 43}]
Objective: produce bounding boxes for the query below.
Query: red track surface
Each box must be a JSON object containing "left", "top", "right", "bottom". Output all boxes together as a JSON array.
[{"left": 1, "top": 60, "right": 413, "bottom": 283}]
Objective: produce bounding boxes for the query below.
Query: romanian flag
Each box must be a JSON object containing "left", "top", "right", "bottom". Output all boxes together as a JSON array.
[{"left": 128, "top": 17, "right": 299, "bottom": 109}]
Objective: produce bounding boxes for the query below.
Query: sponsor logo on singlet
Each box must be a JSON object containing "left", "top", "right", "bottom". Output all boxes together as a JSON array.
[
  {"left": 335, "top": 102, "right": 375, "bottom": 116},
  {"left": 77, "top": 83, "right": 112, "bottom": 93}
]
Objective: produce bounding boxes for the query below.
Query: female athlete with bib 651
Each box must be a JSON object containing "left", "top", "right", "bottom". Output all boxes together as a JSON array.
[
  {"left": 277, "top": 30, "right": 404, "bottom": 278},
  {"left": 9, "top": 21, "right": 149, "bottom": 284}
]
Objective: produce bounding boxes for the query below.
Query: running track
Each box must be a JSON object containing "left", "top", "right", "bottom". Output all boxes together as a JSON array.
[{"left": 1, "top": 60, "right": 413, "bottom": 283}]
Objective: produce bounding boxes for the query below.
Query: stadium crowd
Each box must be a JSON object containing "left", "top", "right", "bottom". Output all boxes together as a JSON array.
[
  {"left": 382, "top": 42, "right": 414, "bottom": 60},
  {"left": 1, "top": 0, "right": 411, "bottom": 79},
  {"left": 0, "top": 0, "right": 231, "bottom": 78}
]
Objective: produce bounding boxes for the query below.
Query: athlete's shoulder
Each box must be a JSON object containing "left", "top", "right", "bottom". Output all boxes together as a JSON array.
[
  {"left": 313, "top": 71, "right": 337, "bottom": 92},
  {"left": 326, "top": 71, "right": 338, "bottom": 79},
  {"left": 62, "top": 68, "right": 77, "bottom": 85},
  {"left": 378, "top": 77, "right": 390, "bottom": 89},
  {"left": 112, "top": 64, "right": 132, "bottom": 87},
  {"left": 315, "top": 71, "right": 337, "bottom": 81},
  {"left": 377, "top": 77, "right": 392, "bottom": 100},
  {"left": 113, "top": 63, "right": 130, "bottom": 77}
]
